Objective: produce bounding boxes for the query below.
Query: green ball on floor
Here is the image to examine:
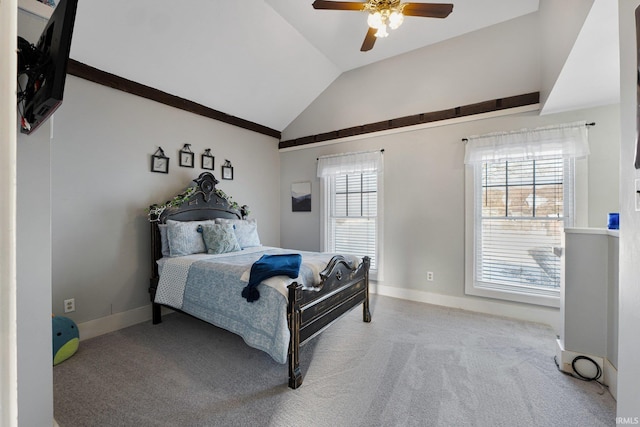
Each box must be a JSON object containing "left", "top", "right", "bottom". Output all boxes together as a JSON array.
[{"left": 52, "top": 315, "right": 79, "bottom": 365}]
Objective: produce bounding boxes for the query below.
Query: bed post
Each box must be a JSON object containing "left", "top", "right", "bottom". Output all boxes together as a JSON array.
[
  {"left": 363, "top": 256, "right": 372, "bottom": 323},
  {"left": 151, "top": 301, "right": 162, "bottom": 325},
  {"left": 150, "top": 219, "right": 162, "bottom": 324},
  {"left": 287, "top": 283, "right": 303, "bottom": 389}
]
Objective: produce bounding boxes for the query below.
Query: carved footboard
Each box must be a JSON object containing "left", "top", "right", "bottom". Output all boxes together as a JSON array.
[{"left": 287, "top": 256, "right": 371, "bottom": 389}]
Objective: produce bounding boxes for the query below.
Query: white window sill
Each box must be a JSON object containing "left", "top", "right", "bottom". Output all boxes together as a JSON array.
[{"left": 465, "top": 280, "right": 560, "bottom": 308}]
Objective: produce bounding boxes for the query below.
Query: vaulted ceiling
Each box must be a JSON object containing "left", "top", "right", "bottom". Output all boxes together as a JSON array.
[
  {"left": 66, "top": 0, "right": 541, "bottom": 132},
  {"left": 22, "top": 0, "right": 619, "bottom": 133}
]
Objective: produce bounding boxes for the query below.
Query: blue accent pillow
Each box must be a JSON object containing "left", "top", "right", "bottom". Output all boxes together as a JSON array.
[{"left": 197, "top": 223, "right": 241, "bottom": 254}]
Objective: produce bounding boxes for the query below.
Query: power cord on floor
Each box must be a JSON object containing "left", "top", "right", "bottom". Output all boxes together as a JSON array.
[{"left": 553, "top": 355, "right": 609, "bottom": 395}]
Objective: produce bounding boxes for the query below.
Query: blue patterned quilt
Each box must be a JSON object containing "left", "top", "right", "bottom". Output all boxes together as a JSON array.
[{"left": 155, "top": 247, "right": 358, "bottom": 364}]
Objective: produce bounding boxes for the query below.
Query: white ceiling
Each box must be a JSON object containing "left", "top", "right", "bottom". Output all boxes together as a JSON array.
[
  {"left": 265, "top": 0, "right": 539, "bottom": 71},
  {"left": 22, "top": 0, "right": 619, "bottom": 133},
  {"left": 540, "top": 0, "right": 620, "bottom": 115},
  {"left": 63, "top": 0, "right": 541, "bottom": 132}
]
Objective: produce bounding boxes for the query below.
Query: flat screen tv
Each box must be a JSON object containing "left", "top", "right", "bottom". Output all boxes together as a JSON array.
[{"left": 17, "top": 0, "right": 78, "bottom": 135}]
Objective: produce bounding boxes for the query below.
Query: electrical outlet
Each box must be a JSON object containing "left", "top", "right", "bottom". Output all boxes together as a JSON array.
[
  {"left": 64, "top": 298, "right": 75, "bottom": 313},
  {"left": 427, "top": 271, "right": 434, "bottom": 281}
]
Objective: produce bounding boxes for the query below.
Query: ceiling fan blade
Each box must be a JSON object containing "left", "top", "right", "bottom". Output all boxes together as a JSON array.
[
  {"left": 360, "top": 27, "right": 377, "bottom": 52},
  {"left": 312, "top": 0, "right": 365, "bottom": 11},
  {"left": 401, "top": 3, "right": 454, "bottom": 18}
]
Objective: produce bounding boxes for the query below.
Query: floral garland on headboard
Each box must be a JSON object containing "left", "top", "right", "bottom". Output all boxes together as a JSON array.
[{"left": 147, "top": 186, "right": 249, "bottom": 222}]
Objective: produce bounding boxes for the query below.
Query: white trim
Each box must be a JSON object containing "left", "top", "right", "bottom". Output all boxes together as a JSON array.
[
  {"left": 555, "top": 338, "right": 604, "bottom": 377},
  {"left": 555, "top": 338, "right": 616, "bottom": 400},
  {"left": 81, "top": 289, "right": 562, "bottom": 346},
  {"left": 463, "top": 156, "right": 573, "bottom": 309},
  {"left": 1, "top": 0, "right": 18, "bottom": 425},
  {"left": 565, "top": 227, "right": 619, "bottom": 237},
  {"left": 372, "top": 282, "right": 560, "bottom": 332},
  {"left": 604, "top": 357, "right": 618, "bottom": 401},
  {"left": 279, "top": 104, "right": 541, "bottom": 152},
  {"left": 319, "top": 177, "right": 329, "bottom": 251},
  {"left": 375, "top": 167, "right": 384, "bottom": 282},
  {"left": 77, "top": 305, "right": 172, "bottom": 341}
]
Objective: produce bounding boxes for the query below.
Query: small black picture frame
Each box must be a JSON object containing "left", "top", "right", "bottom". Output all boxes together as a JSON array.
[
  {"left": 222, "top": 159, "right": 234, "bottom": 180},
  {"left": 179, "top": 143, "right": 194, "bottom": 168},
  {"left": 201, "top": 149, "right": 214, "bottom": 170},
  {"left": 151, "top": 147, "right": 169, "bottom": 174}
]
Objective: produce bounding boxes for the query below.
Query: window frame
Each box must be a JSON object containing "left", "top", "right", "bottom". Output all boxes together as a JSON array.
[
  {"left": 464, "top": 157, "right": 575, "bottom": 308},
  {"left": 320, "top": 171, "right": 383, "bottom": 281}
]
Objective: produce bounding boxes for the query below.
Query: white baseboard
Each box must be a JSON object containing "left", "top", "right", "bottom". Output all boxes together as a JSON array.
[
  {"left": 555, "top": 339, "right": 616, "bottom": 399},
  {"left": 555, "top": 339, "right": 605, "bottom": 377},
  {"left": 604, "top": 357, "right": 618, "bottom": 400},
  {"left": 371, "top": 282, "right": 560, "bottom": 331},
  {"left": 79, "top": 285, "right": 559, "bottom": 342},
  {"left": 77, "top": 304, "right": 172, "bottom": 341}
]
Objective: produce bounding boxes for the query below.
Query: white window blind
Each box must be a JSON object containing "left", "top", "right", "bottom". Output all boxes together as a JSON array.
[
  {"left": 318, "top": 151, "right": 383, "bottom": 275},
  {"left": 464, "top": 122, "right": 586, "bottom": 305},
  {"left": 475, "top": 157, "right": 573, "bottom": 291}
]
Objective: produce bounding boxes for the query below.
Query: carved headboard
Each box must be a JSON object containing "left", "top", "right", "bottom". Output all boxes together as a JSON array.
[{"left": 148, "top": 172, "right": 247, "bottom": 279}]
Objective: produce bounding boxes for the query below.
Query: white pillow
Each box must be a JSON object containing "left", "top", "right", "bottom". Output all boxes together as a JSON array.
[
  {"left": 215, "top": 218, "right": 261, "bottom": 249},
  {"left": 166, "top": 219, "right": 215, "bottom": 257}
]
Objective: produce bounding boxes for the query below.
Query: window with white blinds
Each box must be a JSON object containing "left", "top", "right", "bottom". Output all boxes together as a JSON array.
[
  {"left": 464, "top": 122, "right": 587, "bottom": 307},
  {"left": 328, "top": 172, "right": 378, "bottom": 270},
  {"left": 317, "top": 150, "right": 383, "bottom": 277},
  {"left": 475, "top": 157, "right": 573, "bottom": 294}
]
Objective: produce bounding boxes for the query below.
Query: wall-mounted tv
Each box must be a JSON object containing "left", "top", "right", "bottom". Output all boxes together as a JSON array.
[{"left": 17, "top": 0, "right": 78, "bottom": 135}]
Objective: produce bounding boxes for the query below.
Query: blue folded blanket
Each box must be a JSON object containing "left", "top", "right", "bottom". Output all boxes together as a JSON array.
[{"left": 242, "top": 253, "right": 302, "bottom": 302}]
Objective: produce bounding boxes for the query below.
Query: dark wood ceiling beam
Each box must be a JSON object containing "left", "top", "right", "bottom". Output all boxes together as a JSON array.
[
  {"left": 279, "top": 92, "right": 540, "bottom": 149},
  {"left": 66, "top": 59, "right": 281, "bottom": 139}
]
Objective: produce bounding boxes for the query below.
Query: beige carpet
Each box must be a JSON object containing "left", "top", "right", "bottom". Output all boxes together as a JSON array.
[{"left": 53, "top": 295, "right": 615, "bottom": 426}]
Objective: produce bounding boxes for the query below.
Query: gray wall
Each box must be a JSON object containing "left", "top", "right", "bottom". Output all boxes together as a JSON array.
[
  {"left": 16, "top": 122, "right": 54, "bottom": 427},
  {"left": 616, "top": 0, "right": 640, "bottom": 416},
  {"left": 280, "top": 105, "right": 619, "bottom": 328},
  {"left": 282, "top": 2, "right": 614, "bottom": 147},
  {"left": 15, "top": 9, "right": 54, "bottom": 426},
  {"left": 49, "top": 76, "right": 281, "bottom": 324},
  {"left": 282, "top": 11, "right": 541, "bottom": 141},
  {"left": 279, "top": 1, "right": 620, "bottom": 328}
]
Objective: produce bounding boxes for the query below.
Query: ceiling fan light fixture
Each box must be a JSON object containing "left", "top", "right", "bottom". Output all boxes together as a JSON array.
[
  {"left": 375, "top": 24, "right": 389, "bottom": 38},
  {"left": 367, "top": 11, "right": 383, "bottom": 29},
  {"left": 311, "top": 0, "right": 454, "bottom": 52},
  {"left": 388, "top": 10, "right": 404, "bottom": 29}
]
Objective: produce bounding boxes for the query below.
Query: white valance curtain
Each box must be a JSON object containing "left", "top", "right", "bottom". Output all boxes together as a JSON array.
[
  {"left": 317, "top": 150, "right": 384, "bottom": 177},
  {"left": 464, "top": 121, "right": 590, "bottom": 164}
]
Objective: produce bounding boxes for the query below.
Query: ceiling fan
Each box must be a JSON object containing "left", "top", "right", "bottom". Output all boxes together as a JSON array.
[{"left": 312, "top": 0, "right": 454, "bottom": 52}]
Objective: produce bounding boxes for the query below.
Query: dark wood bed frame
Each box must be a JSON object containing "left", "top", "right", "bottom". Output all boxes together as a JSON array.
[{"left": 148, "top": 172, "right": 371, "bottom": 389}]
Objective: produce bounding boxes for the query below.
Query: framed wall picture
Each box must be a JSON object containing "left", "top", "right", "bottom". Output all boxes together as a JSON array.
[
  {"left": 291, "top": 181, "right": 311, "bottom": 212},
  {"left": 179, "top": 143, "right": 194, "bottom": 168},
  {"left": 201, "top": 149, "right": 214, "bottom": 170},
  {"left": 222, "top": 159, "right": 234, "bottom": 180},
  {"left": 150, "top": 147, "right": 169, "bottom": 174}
]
